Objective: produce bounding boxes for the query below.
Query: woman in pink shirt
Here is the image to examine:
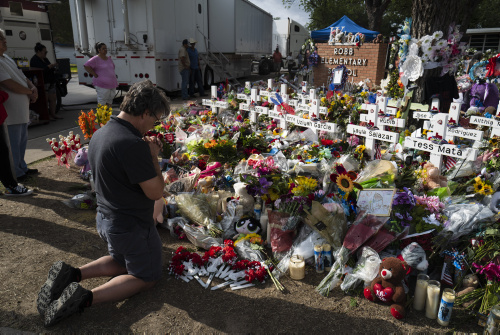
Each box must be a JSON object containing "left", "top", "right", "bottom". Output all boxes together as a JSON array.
[{"left": 84, "top": 42, "right": 118, "bottom": 106}]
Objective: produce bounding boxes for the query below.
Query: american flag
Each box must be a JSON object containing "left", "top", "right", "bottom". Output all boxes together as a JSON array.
[
  {"left": 375, "top": 142, "right": 382, "bottom": 159},
  {"left": 445, "top": 156, "right": 457, "bottom": 170}
]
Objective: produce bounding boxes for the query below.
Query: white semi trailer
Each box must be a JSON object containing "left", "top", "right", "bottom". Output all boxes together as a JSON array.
[
  {"left": 0, "top": 0, "right": 56, "bottom": 62},
  {"left": 273, "top": 17, "right": 309, "bottom": 66},
  {"left": 68, "top": 0, "right": 273, "bottom": 91}
]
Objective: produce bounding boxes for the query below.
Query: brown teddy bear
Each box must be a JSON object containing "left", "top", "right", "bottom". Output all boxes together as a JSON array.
[
  {"left": 456, "top": 274, "right": 479, "bottom": 307},
  {"left": 423, "top": 162, "right": 448, "bottom": 190},
  {"left": 364, "top": 257, "right": 409, "bottom": 319}
]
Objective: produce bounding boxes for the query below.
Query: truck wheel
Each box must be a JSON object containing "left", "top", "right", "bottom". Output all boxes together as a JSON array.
[
  {"left": 204, "top": 67, "right": 214, "bottom": 88},
  {"left": 258, "top": 59, "right": 271, "bottom": 75}
]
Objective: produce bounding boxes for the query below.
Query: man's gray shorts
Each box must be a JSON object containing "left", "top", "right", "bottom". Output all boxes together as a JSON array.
[{"left": 96, "top": 211, "right": 162, "bottom": 282}]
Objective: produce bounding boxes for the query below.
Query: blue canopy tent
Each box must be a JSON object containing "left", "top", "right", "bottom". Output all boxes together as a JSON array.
[{"left": 311, "top": 15, "right": 379, "bottom": 42}]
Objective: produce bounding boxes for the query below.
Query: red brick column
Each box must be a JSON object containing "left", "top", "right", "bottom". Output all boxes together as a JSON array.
[{"left": 313, "top": 43, "right": 388, "bottom": 89}]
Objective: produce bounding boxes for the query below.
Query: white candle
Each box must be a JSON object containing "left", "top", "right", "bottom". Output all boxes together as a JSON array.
[
  {"left": 413, "top": 274, "right": 429, "bottom": 311},
  {"left": 289, "top": 255, "right": 305, "bottom": 280},
  {"left": 437, "top": 288, "right": 456, "bottom": 326},
  {"left": 425, "top": 280, "right": 441, "bottom": 319}
]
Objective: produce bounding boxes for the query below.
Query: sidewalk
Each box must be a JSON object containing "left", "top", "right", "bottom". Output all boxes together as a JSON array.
[{"left": 25, "top": 81, "right": 190, "bottom": 164}]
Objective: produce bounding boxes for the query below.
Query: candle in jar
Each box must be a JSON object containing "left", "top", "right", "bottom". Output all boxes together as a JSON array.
[
  {"left": 425, "top": 280, "right": 441, "bottom": 319},
  {"left": 289, "top": 255, "right": 305, "bottom": 280},
  {"left": 413, "top": 274, "right": 429, "bottom": 311},
  {"left": 314, "top": 244, "right": 324, "bottom": 273},
  {"left": 437, "top": 288, "right": 456, "bottom": 326}
]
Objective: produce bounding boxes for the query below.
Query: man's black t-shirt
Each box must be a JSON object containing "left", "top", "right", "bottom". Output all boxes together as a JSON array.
[{"left": 88, "top": 116, "right": 157, "bottom": 227}]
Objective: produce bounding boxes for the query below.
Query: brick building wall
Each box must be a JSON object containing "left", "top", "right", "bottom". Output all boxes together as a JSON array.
[{"left": 313, "top": 43, "right": 389, "bottom": 89}]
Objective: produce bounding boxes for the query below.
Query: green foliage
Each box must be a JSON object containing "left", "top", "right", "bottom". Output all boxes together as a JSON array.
[
  {"left": 283, "top": 0, "right": 367, "bottom": 31},
  {"left": 240, "top": 132, "right": 269, "bottom": 152},
  {"left": 189, "top": 139, "right": 239, "bottom": 165}
]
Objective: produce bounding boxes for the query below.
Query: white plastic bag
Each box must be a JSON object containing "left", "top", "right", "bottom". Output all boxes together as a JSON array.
[{"left": 340, "top": 246, "right": 381, "bottom": 292}]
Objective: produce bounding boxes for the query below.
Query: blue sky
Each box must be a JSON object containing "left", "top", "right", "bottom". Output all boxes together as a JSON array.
[{"left": 247, "top": 0, "right": 310, "bottom": 28}]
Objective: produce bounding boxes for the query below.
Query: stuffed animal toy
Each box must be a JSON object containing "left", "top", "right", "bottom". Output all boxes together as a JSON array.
[
  {"left": 468, "top": 82, "right": 499, "bottom": 113},
  {"left": 490, "top": 191, "right": 500, "bottom": 213},
  {"left": 422, "top": 162, "right": 447, "bottom": 190},
  {"left": 373, "top": 34, "right": 383, "bottom": 43},
  {"left": 74, "top": 147, "right": 91, "bottom": 176},
  {"left": 456, "top": 274, "right": 479, "bottom": 307},
  {"left": 233, "top": 182, "right": 255, "bottom": 214},
  {"left": 364, "top": 257, "right": 409, "bottom": 319},
  {"left": 198, "top": 176, "right": 214, "bottom": 193},
  {"left": 399, "top": 242, "right": 428, "bottom": 272},
  {"left": 234, "top": 216, "right": 262, "bottom": 236}
]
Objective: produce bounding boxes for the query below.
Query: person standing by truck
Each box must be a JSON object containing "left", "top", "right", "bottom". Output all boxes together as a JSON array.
[
  {"left": 83, "top": 42, "right": 118, "bottom": 106},
  {"left": 30, "top": 42, "right": 61, "bottom": 121},
  {"left": 187, "top": 38, "right": 205, "bottom": 98},
  {"left": 272, "top": 48, "right": 282, "bottom": 76},
  {"left": 178, "top": 39, "right": 190, "bottom": 100}
]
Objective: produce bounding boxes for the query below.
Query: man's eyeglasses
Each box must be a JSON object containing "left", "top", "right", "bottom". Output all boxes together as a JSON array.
[{"left": 150, "top": 110, "right": 166, "bottom": 126}]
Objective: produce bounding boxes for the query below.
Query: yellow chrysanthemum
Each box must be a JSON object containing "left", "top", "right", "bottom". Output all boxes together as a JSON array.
[
  {"left": 336, "top": 174, "right": 354, "bottom": 193},
  {"left": 396, "top": 110, "right": 402, "bottom": 118}
]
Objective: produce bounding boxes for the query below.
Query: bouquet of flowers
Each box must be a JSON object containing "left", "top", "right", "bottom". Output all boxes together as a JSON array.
[
  {"left": 95, "top": 104, "right": 112, "bottom": 126},
  {"left": 78, "top": 110, "right": 97, "bottom": 140}
]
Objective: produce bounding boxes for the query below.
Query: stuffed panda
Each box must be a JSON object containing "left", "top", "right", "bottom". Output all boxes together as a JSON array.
[{"left": 234, "top": 217, "right": 262, "bottom": 235}]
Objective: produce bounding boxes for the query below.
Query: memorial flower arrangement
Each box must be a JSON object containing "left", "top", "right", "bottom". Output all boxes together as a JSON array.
[
  {"left": 95, "top": 104, "right": 112, "bottom": 126},
  {"left": 188, "top": 138, "right": 239, "bottom": 165},
  {"left": 78, "top": 109, "right": 97, "bottom": 140}
]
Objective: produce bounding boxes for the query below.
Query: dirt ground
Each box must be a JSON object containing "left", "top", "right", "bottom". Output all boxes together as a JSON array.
[{"left": 0, "top": 158, "right": 485, "bottom": 334}]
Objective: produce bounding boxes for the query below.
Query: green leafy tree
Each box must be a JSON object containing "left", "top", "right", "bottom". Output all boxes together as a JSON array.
[{"left": 48, "top": 0, "right": 73, "bottom": 45}]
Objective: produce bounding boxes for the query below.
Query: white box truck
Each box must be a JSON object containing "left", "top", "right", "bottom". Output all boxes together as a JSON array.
[
  {"left": 256, "top": 17, "right": 309, "bottom": 75},
  {"left": 68, "top": 0, "right": 273, "bottom": 91}
]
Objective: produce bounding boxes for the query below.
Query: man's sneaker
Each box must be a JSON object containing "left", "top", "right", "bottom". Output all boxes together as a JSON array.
[
  {"left": 37, "top": 261, "right": 76, "bottom": 317},
  {"left": 44, "top": 283, "right": 92, "bottom": 327},
  {"left": 4, "top": 184, "right": 33, "bottom": 197}
]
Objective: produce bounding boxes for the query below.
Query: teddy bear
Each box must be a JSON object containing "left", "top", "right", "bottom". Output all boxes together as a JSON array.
[
  {"left": 364, "top": 257, "right": 409, "bottom": 319},
  {"left": 422, "top": 162, "right": 448, "bottom": 190},
  {"left": 456, "top": 274, "right": 479, "bottom": 307},
  {"left": 198, "top": 176, "right": 214, "bottom": 193}
]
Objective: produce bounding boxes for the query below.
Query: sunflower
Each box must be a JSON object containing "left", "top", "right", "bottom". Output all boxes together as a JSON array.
[
  {"left": 480, "top": 183, "right": 494, "bottom": 196},
  {"left": 330, "top": 164, "right": 362, "bottom": 195},
  {"left": 355, "top": 145, "right": 366, "bottom": 154},
  {"left": 473, "top": 179, "right": 485, "bottom": 194},
  {"left": 490, "top": 136, "right": 499, "bottom": 148}
]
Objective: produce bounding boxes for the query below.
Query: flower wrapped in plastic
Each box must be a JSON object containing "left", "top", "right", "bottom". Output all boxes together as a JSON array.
[
  {"left": 340, "top": 246, "right": 381, "bottom": 292},
  {"left": 432, "top": 202, "right": 495, "bottom": 256},
  {"left": 176, "top": 193, "right": 217, "bottom": 227},
  {"left": 174, "top": 217, "right": 222, "bottom": 250},
  {"left": 316, "top": 212, "right": 386, "bottom": 296},
  {"left": 303, "top": 201, "right": 347, "bottom": 250}
]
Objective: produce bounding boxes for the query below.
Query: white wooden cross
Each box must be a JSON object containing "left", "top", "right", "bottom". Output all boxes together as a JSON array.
[
  {"left": 404, "top": 113, "right": 478, "bottom": 170},
  {"left": 347, "top": 103, "right": 401, "bottom": 159},
  {"left": 409, "top": 99, "right": 435, "bottom": 120},
  {"left": 469, "top": 111, "right": 500, "bottom": 138},
  {"left": 424, "top": 102, "right": 484, "bottom": 148},
  {"left": 202, "top": 85, "right": 228, "bottom": 114},
  {"left": 375, "top": 91, "right": 388, "bottom": 114}
]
